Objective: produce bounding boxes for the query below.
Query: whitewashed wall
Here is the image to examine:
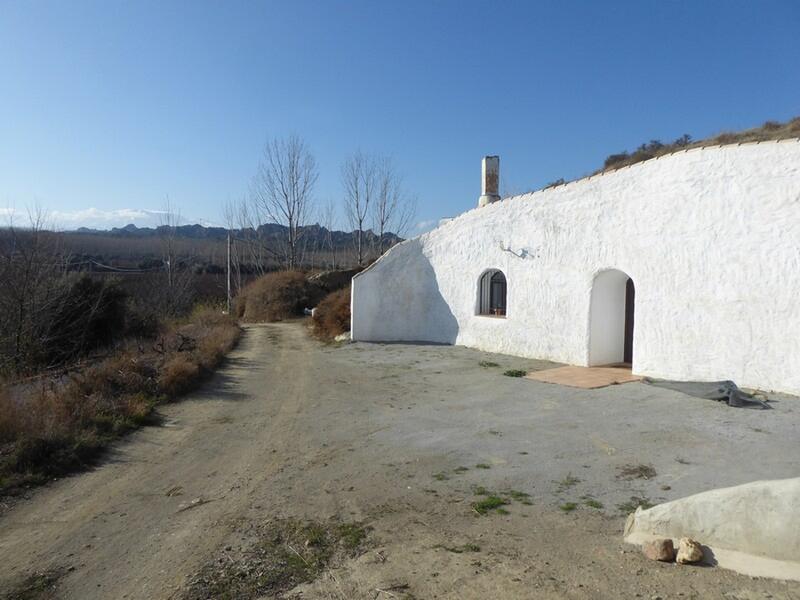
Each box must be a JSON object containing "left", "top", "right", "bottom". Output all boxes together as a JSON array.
[{"left": 352, "top": 141, "right": 800, "bottom": 395}]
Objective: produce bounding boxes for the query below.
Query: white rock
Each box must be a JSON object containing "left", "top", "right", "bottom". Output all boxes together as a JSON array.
[{"left": 676, "top": 538, "right": 703, "bottom": 564}]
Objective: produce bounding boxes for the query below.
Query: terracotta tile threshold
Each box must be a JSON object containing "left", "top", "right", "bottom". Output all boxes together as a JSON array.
[{"left": 524, "top": 364, "right": 642, "bottom": 389}]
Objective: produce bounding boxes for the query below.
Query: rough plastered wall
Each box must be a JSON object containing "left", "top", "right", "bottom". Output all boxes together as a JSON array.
[{"left": 352, "top": 140, "right": 800, "bottom": 395}]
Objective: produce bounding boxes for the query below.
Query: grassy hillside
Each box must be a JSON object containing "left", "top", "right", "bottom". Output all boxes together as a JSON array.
[{"left": 598, "top": 116, "right": 800, "bottom": 175}]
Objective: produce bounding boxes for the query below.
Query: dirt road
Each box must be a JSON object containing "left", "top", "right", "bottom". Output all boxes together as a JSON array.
[{"left": 1, "top": 323, "right": 797, "bottom": 599}]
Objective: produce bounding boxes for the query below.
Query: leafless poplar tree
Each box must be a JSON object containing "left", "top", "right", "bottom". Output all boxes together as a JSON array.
[
  {"left": 222, "top": 199, "right": 244, "bottom": 295},
  {"left": 156, "top": 199, "right": 194, "bottom": 315},
  {"left": 341, "top": 151, "right": 376, "bottom": 266},
  {"left": 319, "top": 199, "right": 339, "bottom": 270},
  {"left": 372, "top": 157, "right": 416, "bottom": 254},
  {"left": 252, "top": 134, "right": 318, "bottom": 270},
  {"left": 159, "top": 198, "right": 179, "bottom": 291}
]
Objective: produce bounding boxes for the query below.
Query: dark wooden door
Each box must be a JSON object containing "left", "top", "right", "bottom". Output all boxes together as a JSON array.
[{"left": 624, "top": 278, "right": 635, "bottom": 364}]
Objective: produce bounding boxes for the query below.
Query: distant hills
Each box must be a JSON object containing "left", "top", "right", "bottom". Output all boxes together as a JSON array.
[
  {"left": 57, "top": 222, "right": 401, "bottom": 271},
  {"left": 69, "top": 222, "right": 402, "bottom": 248}
]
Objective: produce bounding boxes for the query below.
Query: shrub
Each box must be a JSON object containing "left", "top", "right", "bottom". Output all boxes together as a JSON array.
[
  {"left": 69, "top": 352, "right": 159, "bottom": 400},
  {"left": 238, "top": 271, "right": 326, "bottom": 322},
  {"left": 543, "top": 178, "right": 565, "bottom": 189},
  {"left": 311, "top": 287, "right": 351, "bottom": 341},
  {"left": 197, "top": 326, "right": 240, "bottom": 370},
  {"left": 159, "top": 355, "right": 202, "bottom": 397},
  {"left": 44, "top": 277, "right": 129, "bottom": 365},
  {"left": 0, "top": 273, "right": 135, "bottom": 375},
  {"left": 503, "top": 369, "right": 527, "bottom": 377},
  {"left": 596, "top": 116, "right": 799, "bottom": 176},
  {"left": 0, "top": 306, "right": 242, "bottom": 494},
  {"left": 0, "top": 386, "right": 19, "bottom": 443}
]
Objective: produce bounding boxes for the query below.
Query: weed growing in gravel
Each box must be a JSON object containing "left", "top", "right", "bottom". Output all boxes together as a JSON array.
[
  {"left": 432, "top": 472, "right": 449, "bottom": 481},
  {"left": 555, "top": 473, "right": 581, "bottom": 492},
  {"left": 559, "top": 502, "right": 578, "bottom": 512},
  {"left": 472, "top": 495, "right": 507, "bottom": 515},
  {"left": 2, "top": 568, "right": 65, "bottom": 600},
  {"left": 616, "top": 464, "right": 657, "bottom": 480},
  {"left": 453, "top": 466, "right": 469, "bottom": 474},
  {"left": 505, "top": 490, "right": 533, "bottom": 505},
  {"left": 337, "top": 523, "right": 368, "bottom": 550},
  {"left": 471, "top": 487, "right": 533, "bottom": 514},
  {"left": 479, "top": 361, "right": 500, "bottom": 368},
  {"left": 435, "top": 543, "right": 481, "bottom": 553},
  {"left": 503, "top": 369, "right": 527, "bottom": 377},
  {"left": 183, "top": 519, "right": 369, "bottom": 600},
  {"left": 616, "top": 496, "right": 655, "bottom": 514},
  {"left": 475, "top": 463, "right": 491, "bottom": 469},
  {"left": 582, "top": 497, "right": 604, "bottom": 509}
]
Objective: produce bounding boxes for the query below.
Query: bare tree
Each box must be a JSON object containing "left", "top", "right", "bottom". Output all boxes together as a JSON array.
[
  {"left": 159, "top": 198, "right": 179, "bottom": 291},
  {"left": 341, "top": 151, "right": 376, "bottom": 266},
  {"left": 252, "top": 134, "right": 318, "bottom": 270},
  {"left": 371, "top": 157, "right": 416, "bottom": 255},
  {"left": 222, "top": 199, "right": 244, "bottom": 295},
  {"left": 319, "top": 199, "right": 339, "bottom": 270},
  {"left": 156, "top": 199, "right": 194, "bottom": 316},
  {"left": 0, "top": 208, "right": 70, "bottom": 372}
]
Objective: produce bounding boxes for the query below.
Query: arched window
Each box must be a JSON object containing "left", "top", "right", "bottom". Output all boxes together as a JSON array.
[{"left": 478, "top": 270, "right": 507, "bottom": 317}]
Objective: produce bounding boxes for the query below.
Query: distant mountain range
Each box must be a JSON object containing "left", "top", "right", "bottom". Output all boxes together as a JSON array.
[{"left": 68, "top": 222, "right": 403, "bottom": 250}]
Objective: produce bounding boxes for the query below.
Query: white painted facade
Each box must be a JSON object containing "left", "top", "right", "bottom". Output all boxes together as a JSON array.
[{"left": 352, "top": 140, "right": 800, "bottom": 395}]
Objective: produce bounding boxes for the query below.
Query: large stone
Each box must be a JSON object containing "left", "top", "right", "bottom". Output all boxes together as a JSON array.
[
  {"left": 676, "top": 538, "right": 703, "bottom": 564},
  {"left": 624, "top": 477, "right": 800, "bottom": 580},
  {"left": 642, "top": 538, "right": 675, "bottom": 562}
]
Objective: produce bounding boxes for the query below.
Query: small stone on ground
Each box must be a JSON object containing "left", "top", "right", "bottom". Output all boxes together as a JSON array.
[{"left": 642, "top": 538, "right": 675, "bottom": 562}]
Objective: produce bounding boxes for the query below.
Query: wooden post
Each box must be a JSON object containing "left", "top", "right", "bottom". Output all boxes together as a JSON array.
[{"left": 226, "top": 231, "right": 232, "bottom": 314}]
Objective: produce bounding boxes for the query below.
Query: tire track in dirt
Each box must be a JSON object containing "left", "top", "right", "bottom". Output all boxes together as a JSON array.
[{"left": 0, "top": 323, "right": 318, "bottom": 600}]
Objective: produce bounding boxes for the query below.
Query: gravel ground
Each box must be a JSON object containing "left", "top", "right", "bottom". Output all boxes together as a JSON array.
[{"left": 0, "top": 321, "right": 797, "bottom": 599}]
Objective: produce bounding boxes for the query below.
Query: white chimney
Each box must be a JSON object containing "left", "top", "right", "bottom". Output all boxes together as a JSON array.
[{"left": 478, "top": 155, "right": 500, "bottom": 207}]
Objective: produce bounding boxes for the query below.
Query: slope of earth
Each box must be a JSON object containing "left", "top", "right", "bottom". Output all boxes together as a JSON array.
[{"left": 0, "top": 322, "right": 797, "bottom": 599}]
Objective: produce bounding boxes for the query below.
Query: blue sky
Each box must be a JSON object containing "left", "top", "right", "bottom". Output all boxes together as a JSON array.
[{"left": 1, "top": 1, "right": 798, "bottom": 232}]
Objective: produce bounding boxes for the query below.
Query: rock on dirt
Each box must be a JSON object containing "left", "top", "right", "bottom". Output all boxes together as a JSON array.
[
  {"left": 643, "top": 538, "right": 676, "bottom": 562},
  {"left": 676, "top": 537, "right": 704, "bottom": 564}
]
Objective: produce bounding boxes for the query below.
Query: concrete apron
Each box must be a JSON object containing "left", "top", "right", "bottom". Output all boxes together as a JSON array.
[{"left": 624, "top": 477, "right": 800, "bottom": 581}]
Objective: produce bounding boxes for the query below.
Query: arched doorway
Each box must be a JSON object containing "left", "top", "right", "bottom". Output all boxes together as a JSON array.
[{"left": 588, "top": 269, "right": 635, "bottom": 366}]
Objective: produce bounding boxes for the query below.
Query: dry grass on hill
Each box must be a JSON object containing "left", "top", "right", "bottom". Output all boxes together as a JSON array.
[
  {"left": 0, "top": 306, "right": 242, "bottom": 494},
  {"left": 311, "top": 287, "right": 351, "bottom": 341},
  {"left": 598, "top": 116, "right": 800, "bottom": 174},
  {"left": 237, "top": 271, "right": 327, "bottom": 322}
]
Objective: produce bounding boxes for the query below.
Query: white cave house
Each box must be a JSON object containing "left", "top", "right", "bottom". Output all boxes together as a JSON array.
[{"left": 351, "top": 141, "right": 800, "bottom": 396}]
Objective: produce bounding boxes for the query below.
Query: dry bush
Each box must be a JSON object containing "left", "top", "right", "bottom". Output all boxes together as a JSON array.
[
  {"left": 0, "top": 379, "right": 157, "bottom": 488},
  {"left": 172, "top": 305, "right": 242, "bottom": 371},
  {"left": 196, "top": 326, "right": 239, "bottom": 370},
  {"left": 237, "top": 271, "right": 326, "bottom": 322},
  {"left": 159, "top": 355, "right": 202, "bottom": 397},
  {"left": 311, "top": 287, "right": 351, "bottom": 341},
  {"left": 0, "top": 307, "right": 242, "bottom": 494},
  {"left": 598, "top": 115, "right": 800, "bottom": 175},
  {"left": 70, "top": 351, "right": 159, "bottom": 400},
  {"left": 0, "top": 386, "right": 22, "bottom": 443}
]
